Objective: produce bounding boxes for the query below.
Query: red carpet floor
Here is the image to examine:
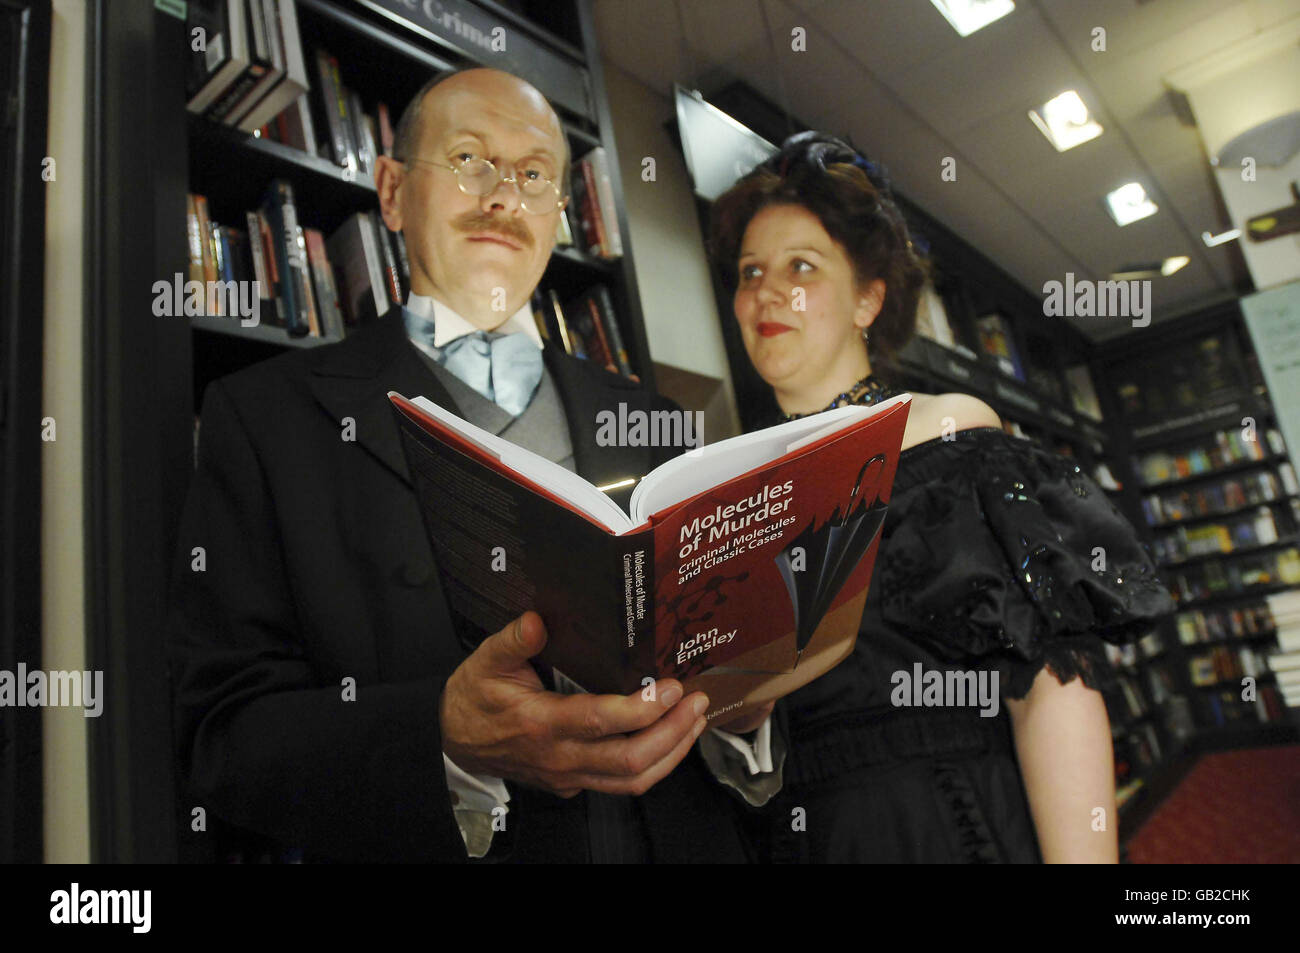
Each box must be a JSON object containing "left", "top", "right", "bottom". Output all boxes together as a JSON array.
[{"left": 1126, "top": 746, "right": 1300, "bottom": 863}]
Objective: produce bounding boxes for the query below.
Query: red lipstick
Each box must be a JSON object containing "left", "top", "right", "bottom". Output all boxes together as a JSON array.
[{"left": 756, "top": 322, "right": 794, "bottom": 337}]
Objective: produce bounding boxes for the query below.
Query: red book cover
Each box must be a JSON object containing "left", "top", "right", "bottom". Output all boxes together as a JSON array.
[{"left": 389, "top": 392, "right": 911, "bottom": 722}]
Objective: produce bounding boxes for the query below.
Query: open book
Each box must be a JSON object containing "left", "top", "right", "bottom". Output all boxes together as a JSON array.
[{"left": 389, "top": 392, "right": 911, "bottom": 722}]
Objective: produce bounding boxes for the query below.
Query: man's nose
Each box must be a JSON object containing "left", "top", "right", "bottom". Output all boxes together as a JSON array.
[{"left": 480, "top": 173, "right": 523, "bottom": 215}]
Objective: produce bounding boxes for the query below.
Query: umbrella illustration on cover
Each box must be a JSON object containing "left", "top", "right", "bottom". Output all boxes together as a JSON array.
[{"left": 775, "top": 454, "right": 890, "bottom": 656}]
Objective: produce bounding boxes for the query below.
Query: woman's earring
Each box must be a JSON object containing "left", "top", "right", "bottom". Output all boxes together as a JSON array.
[{"left": 861, "top": 328, "right": 870, "bottom": 344}]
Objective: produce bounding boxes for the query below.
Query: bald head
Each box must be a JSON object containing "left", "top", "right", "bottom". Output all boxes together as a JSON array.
[{"left": 392, "top": 67, "right": 570, "bottom": 192}]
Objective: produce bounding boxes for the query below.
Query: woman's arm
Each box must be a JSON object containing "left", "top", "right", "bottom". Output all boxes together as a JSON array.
[{"left": 1004, "top": 666, "right": 1119, "bottom": 863}]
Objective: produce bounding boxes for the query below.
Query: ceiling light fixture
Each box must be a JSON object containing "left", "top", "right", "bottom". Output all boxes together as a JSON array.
[
  {"left": 930, "top": 0, "right": 1015, "bottom": 37},
  {"left": 1028, "top": 90, "right": 1104, "bottom": 151},
  {"left": 1161, "top": 256, "right": 1190, "bottom": 276},
  {"left": 1105, "top": 182, "right": 1158, "bottom": 226}
]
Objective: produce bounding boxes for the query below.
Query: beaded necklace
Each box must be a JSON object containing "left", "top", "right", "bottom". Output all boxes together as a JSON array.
[{"left": 780, "top": 374, "right": 898, "bottom": 422}]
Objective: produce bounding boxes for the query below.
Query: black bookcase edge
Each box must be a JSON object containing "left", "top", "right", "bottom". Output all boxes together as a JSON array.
[{"left": 2, "top": 0, "right": 52, "bottom": 866}]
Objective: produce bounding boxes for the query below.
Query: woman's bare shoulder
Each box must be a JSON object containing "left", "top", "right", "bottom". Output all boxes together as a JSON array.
[{"left": 901, "top": 391, "right": 1003, "bottom": 451}]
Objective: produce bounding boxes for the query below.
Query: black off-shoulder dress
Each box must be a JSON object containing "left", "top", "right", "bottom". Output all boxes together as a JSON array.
[{"left": 759, "top": 426, "right": 1177, "bottom": 863}]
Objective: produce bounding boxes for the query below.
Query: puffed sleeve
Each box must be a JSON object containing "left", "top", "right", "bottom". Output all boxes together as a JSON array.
[{"left": 877, "top": 431, "right": 1176, "bottom": 699}]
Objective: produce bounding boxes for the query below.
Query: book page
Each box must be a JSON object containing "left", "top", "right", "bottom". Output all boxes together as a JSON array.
[
  {"left": 401, "top": 394, "right": 634, "bottom": 534},
  {"left": 630, "top": 394, "right": 911, "bottom": 524}
]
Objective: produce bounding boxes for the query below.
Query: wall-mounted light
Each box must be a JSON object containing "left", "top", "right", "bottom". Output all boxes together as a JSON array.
[
  {"left": 1029, "top": 90, "right": 1103, "bottom": 151},
  {"left": 930, "top": 0, "right": 1015, "bottom": 37},
  {"left": 1105, "top": 182, "right": 1158, "bottom": 226}
]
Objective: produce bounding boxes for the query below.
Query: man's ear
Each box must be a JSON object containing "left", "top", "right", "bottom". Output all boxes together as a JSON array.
[
  {"left": 854, "top": 278, "right": 886, "bottom": 329},
  {"left": 374, "top": 156, "right": 405, "bottom": 232}
]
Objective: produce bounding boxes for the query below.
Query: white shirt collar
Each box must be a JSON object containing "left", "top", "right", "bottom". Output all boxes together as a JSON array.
[{"left": 406, "top": 292, "right": 543, "bottom": 350}]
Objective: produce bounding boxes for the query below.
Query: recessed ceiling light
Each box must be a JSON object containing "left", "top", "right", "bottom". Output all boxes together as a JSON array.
[
  {"left": 1161, "top": 256, "right": 1190, "bottom": 276},
  {"left": 1202, "top": 228, "right": 1241, "bottom": 247},
  {"left": 930, "top": 0, "right": 1015, "bottom": 37},
  {"left": 1028, "top": 90, "right": 1103, "bottom": 151},
  {"left": 1110, "top": 263, "right": 1162, "bottom": 280},
  {"left": 1105, "top": 182, "right": 1158, "bottom": 226}
]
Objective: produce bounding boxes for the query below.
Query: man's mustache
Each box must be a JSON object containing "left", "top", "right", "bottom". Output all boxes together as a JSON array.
[{"left": 454, "top": 211, "right": 534, "bottom": 248}]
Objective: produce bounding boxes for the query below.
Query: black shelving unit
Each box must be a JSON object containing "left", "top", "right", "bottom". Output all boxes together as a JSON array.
[{"left": 185, "top": 0, "right": 657, "bottom": 403}]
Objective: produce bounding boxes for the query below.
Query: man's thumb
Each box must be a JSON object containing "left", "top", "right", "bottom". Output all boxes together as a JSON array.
[{"left": 481, "top": 611, "right": 548, "bottom": 670}]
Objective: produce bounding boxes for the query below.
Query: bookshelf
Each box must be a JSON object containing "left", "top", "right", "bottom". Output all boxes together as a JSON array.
[
  {"left": 184, "top": 0, "right": 657, "bottom": 404},
  {"left": 1092, "top": 300, "right": 1300, "bottom": 838}
]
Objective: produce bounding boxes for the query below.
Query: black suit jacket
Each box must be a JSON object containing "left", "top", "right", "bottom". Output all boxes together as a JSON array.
[{"left": 166, "top": 306, "right": 756, "bottom": 862}]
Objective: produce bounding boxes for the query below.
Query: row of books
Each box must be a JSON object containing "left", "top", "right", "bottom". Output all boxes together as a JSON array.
[
  {"left": 1102, "top": 629, "right": 1167, "bottom": 670},
  {"left": 1168, "top": 546, "right": 1300, "bottom": 604},
  {"left": 185, "top": 181, "right": 644, "bottom": 381},
  {"left": 529, "top": 284, "right": 638, "bottom": 380},
  {"left": 186, "top": 181, "right": 409, "bottom": 337},
  {"left": 1195, "top": 684, "right": 1289, "bottom": 726},
  {"left": 1187, "top": 644, "right": 1265, "bottom": 686},
  {"left": 1134, "top": 427, "right": 1284, "bottom": 487},
  {"left": 186, "top": 0, "right": 309, "bottom": 135},
  {"left": 1174, "top": 603, "right": 1276, "bottom": 645},
  {"left": 1264, "top": 590, "right": 1300, "bottom": 708},
  {"left": 1141, "top": 464, "right": 1299, "bottom": 526},
  {"left": 1150, "top": 507, "right": 1294, "bottom": 566}
]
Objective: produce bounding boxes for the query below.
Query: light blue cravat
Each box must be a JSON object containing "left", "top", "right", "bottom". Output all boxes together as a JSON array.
[{"left": 403, "top": 308, "right": 544, "bottom": 417}]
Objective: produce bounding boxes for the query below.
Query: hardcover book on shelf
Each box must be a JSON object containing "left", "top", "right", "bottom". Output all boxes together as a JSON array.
[
  {"left": 389, "top": 392, "right": 912, "bottom": 721},
  {"left": 584, "top": 146, "right": 624, "bottom": 259},
  {"left": 326, "top": 211, "right": 389, "bottom": 326},
  {"left": 1065, "top": 364, "right": 1103, "bottom": 421},
  {"left": 218, "top": 0, "right": 280, "bottom": 127}
]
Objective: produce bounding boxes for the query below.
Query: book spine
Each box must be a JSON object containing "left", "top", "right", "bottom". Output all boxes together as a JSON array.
[
  {"left": 263, "top": 180, "right": 308, "bottom": 335},
  {"left": 314, "top": 49, "right": 351, "bottom": 170},
  {"left": 548, "top": 289, "right": 580, "bottom": 358},
  {"left": 588, "top": 147, "right": 623, "bottom": 258},
  {"left": 305, "top": 228, "right": 344, "bottom": 339},
  {"left": 389, "top": 228, "right": 410, "bottom": 300},
  {"left": 347, "top": 89, "right": 375, "bottom": 174},
  {"left": 193, "top": 194, "right": 216, "bottom": 284},
  {"left": 330, "top": 58, "right": 360, "bottom": 174},
  {"left": 594, "top": 284, "right": 635, "bottom": 378},
  {"left": 371, "top": 213, "right": 401, "bottom": 307},
  {"left": 617, "top": 534, "right": 656, "bottom": 688},
  {"left": 186, "top": 194, "right": 204, "bottom": 282},
  {"left": 376, "top": 101, "right": 394, "bottom": 157},
  {"left": 256, "top": 211, "right": 285, "bottom": 327},
  {"left": 356, "top": 213, "right": 389, "bottom": 320},
  {"left": 585, "top": 297, "right": 617, "bottom": 373},
  {"left": 579, "top": 159, "right": 608, "bottom": 257}
]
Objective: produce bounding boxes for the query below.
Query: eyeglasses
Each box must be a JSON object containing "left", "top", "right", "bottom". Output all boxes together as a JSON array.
[{"left": 401, "top": 156, "right": 567, "bottom": 215}]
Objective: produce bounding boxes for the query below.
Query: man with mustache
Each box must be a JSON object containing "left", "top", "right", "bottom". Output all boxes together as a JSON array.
[{"left": 167, "top": 67, "right": 779, "bottom": 863}]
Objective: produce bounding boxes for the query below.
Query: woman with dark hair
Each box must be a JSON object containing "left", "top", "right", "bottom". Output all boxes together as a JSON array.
[{"left": 710, "top": 132, "right": 1175, "bottom": 862}]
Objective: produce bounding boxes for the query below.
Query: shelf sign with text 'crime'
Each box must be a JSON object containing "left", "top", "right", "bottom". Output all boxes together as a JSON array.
[{"left": 358, "top": 0, "right": 593, "bottom": 120}]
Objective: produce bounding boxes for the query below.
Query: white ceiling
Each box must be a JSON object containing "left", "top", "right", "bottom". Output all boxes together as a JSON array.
[{"left": 594, "top": 0, "right": 1300, "bottom": 341}]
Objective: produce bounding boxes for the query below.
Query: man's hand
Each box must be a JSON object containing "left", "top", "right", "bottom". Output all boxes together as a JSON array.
[
  {"left": 713, "top": 701, "right": 775, "bottom": 735},
  {"left": 440, "top": 611, "right": 709, "bottom": 798}
]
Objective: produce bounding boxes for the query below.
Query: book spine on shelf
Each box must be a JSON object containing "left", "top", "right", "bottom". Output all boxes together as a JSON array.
[
  {"left": 594, "top": 284, "right": 635, "bottom": 379},
  {"left": 587, "top": 146, "right": 623, "bottom": 258},
  {"left": 186, "top": 194, "right": 204, "bottom": 283},
  {"left": 370, "top": 212, "right": 401, "bottom": 307},
  {"left": 237, "top": 0, "right": 311, "bottom": 132},
  {"left": 261, "top": 179, "right": 309, "bottom": 335},
  {"left": 578, "top": 158, "right": 608, "bottom": 257}
]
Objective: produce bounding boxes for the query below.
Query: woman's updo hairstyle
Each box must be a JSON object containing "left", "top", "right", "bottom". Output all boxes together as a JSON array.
[{"left": 709, "top": 130, "right": 929, "bottom": 374}]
